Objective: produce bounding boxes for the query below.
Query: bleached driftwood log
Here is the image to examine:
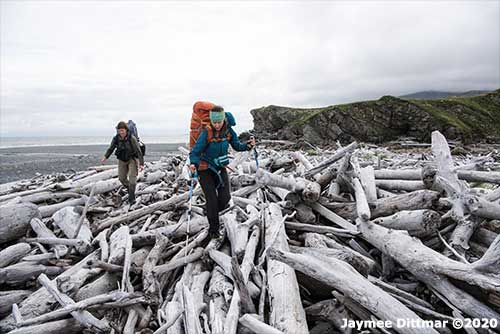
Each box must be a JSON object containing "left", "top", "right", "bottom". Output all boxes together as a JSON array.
[
  {"left": 484, "top": 186, "right": 500, "bottom": 202},
  {"left": 22, "top": 191, "right": 82, "bottom": 204},
  {"left": 157, "top": 230, "right": 209, "bottom": 292},
  {"left": 465, "top": 194, "right": 500, "bottom": 220},
  {"left": 39, "top": 197, "right": 88, "bottom": 218},
  {"left": 132, "top": 218, "right": 207, "bottom": 247},
  {"left": 0, "top": 252, "right": 101, "bottom": 332},
  {"left": 357, "top": 218, "right": 500, "bottom": 320},
  {"left": 431, "top": 131, "right": 474, "bottom": 254},
  {"left": 0, "top": 187, "right": 51, "bottom": 203},
  {"left": 472, "top": 234, "right": 500, "bottom": 273},
  {"left": 0, "top": 251, "right": 100, "bottom": 333},
  {"left": 358, "top": 166, "right": 377, "bottom": 202},
  {"left": 285, "top": 221, "right": 356, "bottom": 238},
  {"left": 0, "top": 201, "right": 40, "bottom": 244},
  {"left": 8, "top": 318, "right": 84, "bottom": 334},
  {"left": 239, "top": 314, "right": 284, "bottom": 334},
  {"left": 224, "top": 225, "right": 261, "bottom": 334},
  {"left": 74, "top": 272, "right": 118, "bottom": 301},
  {"left": 315, "top": 167, "right": 338, "bottom": 190},
  {"left": 97, "top": 187, "right": 203, "bottom": 231},
  {"left": 374, "top": 169, "right": 422, "bottom": 180},
  {"left": 264, "top": 202, "right": 309, "bottom": 334},
  {"left": 457, "top": 170, "right": 500, "bottom": 184},
  {"left": 376, "top": 168, "right": 500, "bottom": 185},
  {"left": 59, "top": 168, "right": 117, "bottom": 191},
  {"left": 352, "top": 177, "right": 371, "bottom": 221},
  {"left": 0, "top": 179, "right": 31, "bottom": 196},
  {"left": 16, "top": 291, "right": 137, "bottom": 327},
  {"left": 108, "top": 225, "right": 130, "bottom": 266},
  {"left": 37, "top": 273, "right": 110, "bottom": 332},
  {"left": 208, "top": 266, "right": 232, "bottom": 334},
  {"left": 0, "top": 243, "right": 31, "bottom": 268},
  {"left": 308, "top": 202, "right": 357, "bottom": 231},
  {"left": 30, "top": 218, "right": 68, "bottom": 258},
  {"left": 0, "top": 290, "right": 31, "bottom": 319},
  {"left": 302, "top": 233, "right": 375, "bottom": 274},
  {"left": 0, "top": 262, "right": 66, "bottom": 286},
  {"left": 143, "top": 233, "right": 170, "bottom": 304},
  {"left": 153, "top": 248, "right": 205, "bottom": 277},
  {"left": 304, "top": 142, "right": 357, "bottom": 177},
  {"left": 176, "top": 262, "right": 210, "bottom": 334},
  {"left": 52, "top": 207, "right": 92, "bottom": 252},
  {"left": 268, "top": 186, "right": 300, "bottom": 206},
  {"left": 224, "top": 211, "right": 259, "bottom": 261},
  {"left": 82, "top": 178, "right": 121, "bottom": 195},
  {"left": 292, "top": 152, "right": 314, "bottom": 176},
  {"left": 268, "top": 247, "right": 437, "bottom": 334},
  {"left": 146, "top": 170, "right": 166, "bottom": 184},
  {"left": 294, "top": 203, "right": 316, "bottom": 224},
  {"left": 327, "top": 189, "right": 440, "bottom": 220},
  {"left": 256, "top": 169, "right": 321, "bottom": 202},
  {"left": 371, "top": 209, "right": 440, "bottom": 237},
  {"left": 375, "top": 179, "right": 426, "bottom": 192}
]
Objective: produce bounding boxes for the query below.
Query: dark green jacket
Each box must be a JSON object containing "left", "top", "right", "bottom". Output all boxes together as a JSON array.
[{"left": 105, "top": 134, "right": 144, "bottom": 165}]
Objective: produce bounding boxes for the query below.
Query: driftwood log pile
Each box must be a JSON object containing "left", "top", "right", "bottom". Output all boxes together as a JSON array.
[{"left": 0, "top": 130, "right": 499, "bottom": 334}]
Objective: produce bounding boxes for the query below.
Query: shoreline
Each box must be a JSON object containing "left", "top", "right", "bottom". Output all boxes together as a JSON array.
[
  {"left": 0, "top": 140, "right": 187, "bottom": 150},
  {"left": 0, "top": 142, "right": 185, "bottom": 184}
]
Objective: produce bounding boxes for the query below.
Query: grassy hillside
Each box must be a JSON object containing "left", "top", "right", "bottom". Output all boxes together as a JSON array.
[
  {"left": 405, "top": 90, "right": 500, "bottom": 137},
  {"left": 252, "top": 89, "right": 500, "bottom": 144}
]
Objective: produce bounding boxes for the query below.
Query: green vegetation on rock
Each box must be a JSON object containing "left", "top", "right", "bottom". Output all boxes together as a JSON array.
[{"left": 252, "top": 89, "right": 500, "bottom": 144}]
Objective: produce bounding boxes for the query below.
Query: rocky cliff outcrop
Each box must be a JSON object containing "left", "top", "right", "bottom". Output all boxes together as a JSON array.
[{"left": 250, "top": 89, "right": 500, "bottom": 145}]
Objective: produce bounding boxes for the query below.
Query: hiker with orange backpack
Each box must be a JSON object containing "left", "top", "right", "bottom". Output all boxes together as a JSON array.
[{"left": 189, "top": 102, "right": 255, "bottom": 239}]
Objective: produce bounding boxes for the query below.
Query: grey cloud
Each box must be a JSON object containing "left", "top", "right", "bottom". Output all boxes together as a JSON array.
[{"left": 0, "top": 1, "right": 498, "bottom": 137}]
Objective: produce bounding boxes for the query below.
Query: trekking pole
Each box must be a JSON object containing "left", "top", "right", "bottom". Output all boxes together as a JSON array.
[
  {"left": 251, "top": 136, "right": 259, "bottom": 169},
  {"left": 186, "top": 170, "right": 197, "bottom": 255}
]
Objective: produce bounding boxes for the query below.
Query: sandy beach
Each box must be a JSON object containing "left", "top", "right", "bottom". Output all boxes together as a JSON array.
[{"left": 0, "top": 143, "right": 184, "bottom": 184}]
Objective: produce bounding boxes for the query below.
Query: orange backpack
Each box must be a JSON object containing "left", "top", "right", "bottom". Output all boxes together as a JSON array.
[
  {"left": 189, "top": 101, "right": 214, "bottom": 150},
  {"left": 189, "top": 101, "right": 234, "bottom": 151}
]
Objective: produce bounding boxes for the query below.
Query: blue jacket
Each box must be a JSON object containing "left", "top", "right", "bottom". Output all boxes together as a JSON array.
[{"left": 190, "top": 124, "right": 249, "bottom": 170}]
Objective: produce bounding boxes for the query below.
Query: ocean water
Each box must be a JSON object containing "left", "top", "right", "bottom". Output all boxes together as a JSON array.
[{"left": 0, "top": 135, "right": 187, "bottom": 149}]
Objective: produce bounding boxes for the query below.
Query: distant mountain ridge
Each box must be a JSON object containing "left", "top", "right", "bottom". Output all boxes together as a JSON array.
[
  {"left": 250, "top": 89, "right": 500, "bottom": 144},
  {"left": 400, "top": 90, "right": 492, "bottom": 99}
]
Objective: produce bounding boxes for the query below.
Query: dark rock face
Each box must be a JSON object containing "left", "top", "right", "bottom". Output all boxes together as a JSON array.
[{"left": 250, "top": 90, "right": 500, "bottom": 145}]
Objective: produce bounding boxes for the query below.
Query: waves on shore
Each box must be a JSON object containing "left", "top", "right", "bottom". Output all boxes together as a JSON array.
[
  {"left": 0, "top": 136, "right": 187, "bottom": 149},
  {"left": 0, "top": 142, "right": 186, "bottom": 184}
]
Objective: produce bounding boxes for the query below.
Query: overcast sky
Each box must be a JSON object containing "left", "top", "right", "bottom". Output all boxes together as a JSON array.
[{"left": 1, "top": 0, "right": 499, "bottom": 138}]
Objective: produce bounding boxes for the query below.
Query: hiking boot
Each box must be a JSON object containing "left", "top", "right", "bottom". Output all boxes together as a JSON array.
[
  {"left": 128, "top": 184, "right": 136, "bottom": 205},
  {"left": 205, "top": 229, "right": 224, "bottom": 251},
  {"left": 209, "top": 229, "right": 219, "bottom": 240}
]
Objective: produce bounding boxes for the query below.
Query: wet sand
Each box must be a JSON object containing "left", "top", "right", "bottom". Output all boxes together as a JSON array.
[{"left": 0, "top": 143, "right": 185, "bottom": 184}]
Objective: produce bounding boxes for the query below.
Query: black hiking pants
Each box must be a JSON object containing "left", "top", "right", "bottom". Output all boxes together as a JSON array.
[{"left": 198, "top": 168, "right": 231, "bottom": 236}]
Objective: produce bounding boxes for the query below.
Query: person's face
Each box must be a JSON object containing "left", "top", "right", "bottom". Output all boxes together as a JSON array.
[
  {"left": 117, "top": 128, "right": 127, "bottom": 138},
  {"left": 211, "top": 120, "right": 223, "bottom": 131}
]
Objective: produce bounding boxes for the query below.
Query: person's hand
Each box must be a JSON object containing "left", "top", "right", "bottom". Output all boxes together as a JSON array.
[
  {"left": 189, "top": 164, "right": 196, "bottom": 174},
  {"left": 247, "top": 136, "right": 256, "bottom": 149},
  {"left": 139, "top": 165, "right": 144, "bottom": 172},
  {"left": 101, "top": 157, "right": 107, "bottom": 164}
]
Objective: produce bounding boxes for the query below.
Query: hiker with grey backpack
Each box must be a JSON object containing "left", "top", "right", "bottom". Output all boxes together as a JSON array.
[
  {"left": 102, "top": 121, "right": 144, "bottom": 205},
  {"left": 189, "top": 102, "right": 256, "bottom": 239}
]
